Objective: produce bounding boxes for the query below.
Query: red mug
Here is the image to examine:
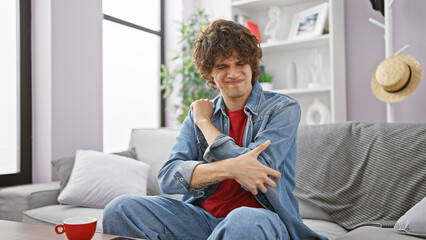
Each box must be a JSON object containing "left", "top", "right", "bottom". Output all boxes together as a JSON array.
[{"left": 55, "top": 217, "right": 97, "bottom": 240}]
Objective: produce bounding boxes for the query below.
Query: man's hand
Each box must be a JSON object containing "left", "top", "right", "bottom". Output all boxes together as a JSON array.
[
  {"left": 228, "top": 140, "right": 281, "bottom": 195},
  {"left": 190, "top": 99, "right": 220, "bottom": 145},
  {"left": 190, "top": 99, "right": 213, "bottom": 127}
]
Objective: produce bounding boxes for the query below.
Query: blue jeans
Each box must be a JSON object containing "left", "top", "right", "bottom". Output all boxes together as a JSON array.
[{"left": 103, "top": 196, "right": 289, "bottom": 240}]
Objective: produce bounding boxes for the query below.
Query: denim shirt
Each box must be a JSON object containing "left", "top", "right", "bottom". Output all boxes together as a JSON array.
[{"left": 158, "top": 81, "right": 327, "bottom": 240}]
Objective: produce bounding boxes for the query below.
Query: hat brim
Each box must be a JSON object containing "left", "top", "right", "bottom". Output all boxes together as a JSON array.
[{"left": 371, "top": 54, "right": 422, "bottom": 103}]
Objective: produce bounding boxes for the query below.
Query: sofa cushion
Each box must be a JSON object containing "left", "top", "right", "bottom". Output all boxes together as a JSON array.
[
  {"left": 22, "top": 205, "right": 104, "bottom": 233},
  {"left": 335, "top": 226, "right": 424, "bottom": 240},
  {"left": 298, "top": 198, "right": 333, "bottom": 221},
  {"left": 58, "top": 150, "right": 150, "bottom": 209},
  {"left": 51, "top": 156, "right": 75, "bottom": 191},
  {"left": 303, "top": 219, "right": 347, "bottom": 240},
  {"left": 129, "top": 128, "right": 180, "bottom": 196},
  {"left": 52, "top": 149, "right": 137, "bottom": 191},
  {"left": 394, "top": 196, "right": 426, "bottom": 237}
]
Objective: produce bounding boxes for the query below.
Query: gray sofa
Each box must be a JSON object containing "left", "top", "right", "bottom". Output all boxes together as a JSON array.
[{"left": 1, "top": 122, "right": 425, "bottom": 240}]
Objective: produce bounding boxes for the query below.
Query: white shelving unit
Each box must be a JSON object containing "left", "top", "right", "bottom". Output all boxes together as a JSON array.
[
  {"left": 274, "top": 87, "right": 331, "bottom": 95},
  {"left": 261, "top": 34, "right": 329, "bottom": 53},
  {"left": 231, "top": 0, "right": 346, "bottom": 125}
]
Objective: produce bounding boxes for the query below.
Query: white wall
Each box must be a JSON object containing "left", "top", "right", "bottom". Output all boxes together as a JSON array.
[{"left": 32, "top": 0, "right": 103, "bottom": 183}]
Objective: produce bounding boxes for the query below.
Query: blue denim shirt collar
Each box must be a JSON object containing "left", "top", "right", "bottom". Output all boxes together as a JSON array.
[
  {"left": 213, "top": 81, "right": 262, "bottom": 118},
  {"left": 213, "top": 97, "right": 227, "bottom": 118}
]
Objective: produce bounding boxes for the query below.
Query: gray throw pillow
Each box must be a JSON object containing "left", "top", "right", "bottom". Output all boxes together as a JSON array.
[
  {"left": 394, "top": 196, "right": 426, "bottom": 237},
  {"left": 51, "top": 148, "right": 137, "bottom": 191}
]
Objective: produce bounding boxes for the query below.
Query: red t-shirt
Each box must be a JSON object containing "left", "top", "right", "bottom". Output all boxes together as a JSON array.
[{"left": 200, "top": 109, "right": 263, "bottom": 218}]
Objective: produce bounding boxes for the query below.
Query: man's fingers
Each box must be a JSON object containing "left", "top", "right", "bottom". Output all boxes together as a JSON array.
[
  {"left": 258, "top": 184, "right": 268, "bottom": 194},
  {"left": 269, "top": 169, "right": 281, "bottom": 180},
  {"left": 264, "top": 177, "right": 277, "bottom": 188}
]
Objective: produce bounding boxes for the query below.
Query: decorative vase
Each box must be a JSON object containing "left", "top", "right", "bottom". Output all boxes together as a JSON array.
[
  {"left": 287, "top": 61, "right": 297, "bottom": 89},
  {"left": 306, "top": 98, "right": 331, "bottom": 125}
]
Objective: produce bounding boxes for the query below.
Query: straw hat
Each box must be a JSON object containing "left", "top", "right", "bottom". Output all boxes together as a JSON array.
[{"left": 371, "top": 54, "right": 422, "bottom": 103}]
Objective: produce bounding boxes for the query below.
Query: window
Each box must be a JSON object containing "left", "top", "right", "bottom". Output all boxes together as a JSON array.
[
  {"left": 102, "top": 1, "right": 164, "bottom": 152},
  {"left": 0, "top": 0, "right": 32, "bottom": 187}
]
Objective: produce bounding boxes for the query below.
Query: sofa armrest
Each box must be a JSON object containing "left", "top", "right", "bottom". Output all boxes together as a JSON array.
[{"left": 0, "top": 181, "right": 60, "bottom": 222}]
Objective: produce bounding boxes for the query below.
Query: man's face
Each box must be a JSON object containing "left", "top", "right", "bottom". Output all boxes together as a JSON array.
[{"left": 210, "top": 51, "right": 253, "bottom": 104}]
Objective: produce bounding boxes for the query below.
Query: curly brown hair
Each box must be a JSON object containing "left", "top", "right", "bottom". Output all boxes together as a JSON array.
[{"left": 193, "top": 19, "right": 263, "bottom": 89}]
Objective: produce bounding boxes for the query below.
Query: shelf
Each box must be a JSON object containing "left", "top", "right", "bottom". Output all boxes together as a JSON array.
[
  {"left": 261, "top": 34, "right": 329, "bottom": 53},
  {"left": 273, "top": 87, "right": 330, "bottom": 95},
  {"left": 231, "top": 0, "right": 346, "bottom": 124},
  {"left": 232, "top": 0, "right": 316, "bottom": 12}
]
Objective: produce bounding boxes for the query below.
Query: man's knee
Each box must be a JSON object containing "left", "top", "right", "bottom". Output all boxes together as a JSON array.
[
  {"left": 217, "top": 207, "right": 270, "bottom": 234},
  {"left": 227, "top": 207, "right": 270, "bottom": 225},
  {"left": 102, "top": 196, "right": 124, "bottom": 233},
  {"left": 103, "top": 195, "right": 146, "bottom": 232},
  {"left": 104, "top": 196, "right": 131, "bottom": 218},
  {"left": 103, "top": 196, "right": 128, "bottom": 229},
  {"left": 210, "top": 207, "right": 287, "bottom": 240}
]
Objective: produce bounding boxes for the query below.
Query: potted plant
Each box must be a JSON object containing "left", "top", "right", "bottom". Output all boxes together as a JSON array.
[
  {"left": 259, "top": 65, "right": 273, "bottom": 90},
  {"left": 160, "top": 9, "right": 218, "bottom": 123}
]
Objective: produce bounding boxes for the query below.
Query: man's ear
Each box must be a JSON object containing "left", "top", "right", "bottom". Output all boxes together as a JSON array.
[{"left": 209, "top": 74, "right": 216, "bottom": 84}]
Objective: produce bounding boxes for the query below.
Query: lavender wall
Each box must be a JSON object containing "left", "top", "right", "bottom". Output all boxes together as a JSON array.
[
  {"left": 32, "top": 0, "right": 52, "bottom": 183},
  {"left": 345, "top": 0, "right": 426, "bottom": 122},
  {"left": 32, "top": 0, "right": 103, "bottom": 183}
]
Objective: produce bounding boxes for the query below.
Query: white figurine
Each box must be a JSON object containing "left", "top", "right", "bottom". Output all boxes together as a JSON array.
[
  {"left": 308, "top": 49, "right": 322, "bottom": 89},
  {"left": 264, "top": 6, "right": 281, "bottom": 43}
]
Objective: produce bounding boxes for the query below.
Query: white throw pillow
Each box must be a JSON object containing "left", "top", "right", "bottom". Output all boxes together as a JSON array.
[
  {"left": 58, "top": 150, "right": 150, "bottom": 209},
  {"left": 394, "top": 196, "right": 426, "bottom": 237}
]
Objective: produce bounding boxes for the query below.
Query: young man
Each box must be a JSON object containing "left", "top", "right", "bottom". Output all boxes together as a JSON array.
[{"left": 103, "top": 19, "right": 326, "bottom": 240}]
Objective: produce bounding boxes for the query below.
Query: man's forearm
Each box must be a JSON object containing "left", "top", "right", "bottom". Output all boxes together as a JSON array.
[
  {"left": 196, "top": 119, "right": 222, "bottom": 145},
  {"left": 189, "top": 159, "right": 231, "bottom": 189},
  {"left": 189, "top": 141, "right": 280, "bottom": 194}
]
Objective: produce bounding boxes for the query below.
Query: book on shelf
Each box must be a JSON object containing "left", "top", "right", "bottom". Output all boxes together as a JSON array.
[
  {"left": 233, "top": 14, "right": 263, "bottom": 43},
  {"left": 245, "top": 19, "right": 262, "bottom": 43}
]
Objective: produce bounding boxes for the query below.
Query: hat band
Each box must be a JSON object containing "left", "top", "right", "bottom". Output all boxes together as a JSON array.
[{"left": 385, "top": 65, "right": 412, "bottom": 93}]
